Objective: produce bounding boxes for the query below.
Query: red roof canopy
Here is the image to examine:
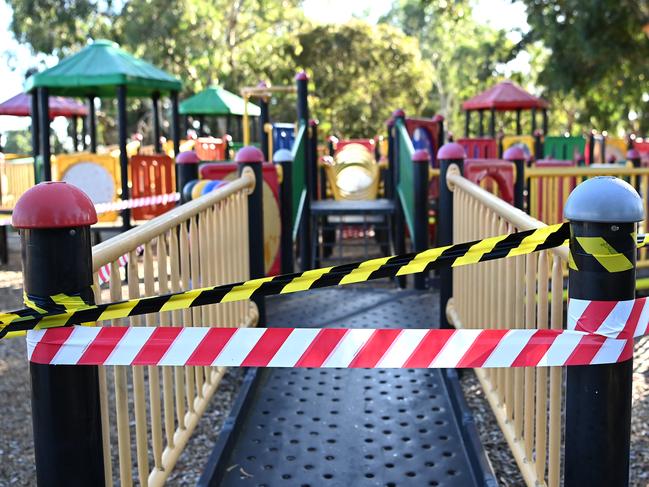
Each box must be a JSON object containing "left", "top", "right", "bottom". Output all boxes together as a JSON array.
[
  {"left": 462, "top": 81, "right": 548, "bottom": 111},
  {"left": 0, "top": 93, "right": 88, "bottom": 118}
]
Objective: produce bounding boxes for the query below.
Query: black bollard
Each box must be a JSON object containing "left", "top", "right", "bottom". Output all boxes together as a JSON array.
[
  {"left": 176, "top": 150, "right": 201, "bottom": 203},
  {"left": 274, "top": 148, "right": 294, "bottom": 274},
  {"left": 504, "top": 146, "right": 526, "bottom": 211},
  {"left": 564, "top": 176, "right": 641, "bottom": 487},
  {"left": 392, "top": 109, "right": 407, "bottom": 288},
  {"left": 437, "top": 143, "right": 466, "bottom": 329},
  {"left": 412, "top": 149, "right": 430, "bottom": 290},
  {"left": 13, "top": 182, "right": 104, "bottom": 486},
  {"left": 236, "top": 146, "right": 266, "bottom": 325}
]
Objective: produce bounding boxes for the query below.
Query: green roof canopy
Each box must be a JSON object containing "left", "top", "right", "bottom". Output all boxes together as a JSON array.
[
  {"left": 24, "top": 40, "right": 182, "bottom": 98},
  {"left": 179, "top": 86, "right": 260, "bottom": 116}
]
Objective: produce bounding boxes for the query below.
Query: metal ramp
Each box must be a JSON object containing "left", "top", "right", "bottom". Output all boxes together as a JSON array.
[{"left": 199, "top": 288, "right": 496, "bottom": 487}]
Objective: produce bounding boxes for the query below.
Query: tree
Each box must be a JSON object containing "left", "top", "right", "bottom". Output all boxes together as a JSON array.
[
  {"left": 291, "top": 21, "right": 432, "bottom": 137},
  {"left": 382, "top": 0, "right": 513, "bottom": 136},
  {"left": 519, "top": 0, "right": 649, "bottom": 134}
]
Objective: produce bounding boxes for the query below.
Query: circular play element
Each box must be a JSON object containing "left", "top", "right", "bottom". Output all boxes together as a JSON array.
[
  {"left": 191, "top": 180, "right": 211, "bottom": 200},
  {"left": 183, "top": 180, "right": 199, "bottom": 202},
  {"left": 201, "top": 180, "right": 225, "bottom": 195},
  {"left": 60, "top": 161, "right": 116, "bottom": 204}
]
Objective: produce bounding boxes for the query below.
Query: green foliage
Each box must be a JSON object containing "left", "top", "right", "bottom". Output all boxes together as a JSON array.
[
  {"left": 2, "top": 130, "right": 32, "bottom": 155},
  {"left": 520, "top": 0, "right": 649, "bottom": 134},
  {"left": 292, "top": 21, "right": 432, "bottom": 137},
  {"left": 382, "top": 0, "right": 513, "bottom": 136}
]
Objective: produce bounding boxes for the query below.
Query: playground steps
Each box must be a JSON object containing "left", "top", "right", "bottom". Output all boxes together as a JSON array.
[{"left": 199, "top": 288, "right": 496, "bottom": 486}]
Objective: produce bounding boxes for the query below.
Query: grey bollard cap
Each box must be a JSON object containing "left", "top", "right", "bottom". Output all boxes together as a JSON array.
[
  {"left": 564, "top": 176, "right": 644, "bottom": 223},
  {"left": 273, "top": 149, "right": 293, "bottom": 163}
]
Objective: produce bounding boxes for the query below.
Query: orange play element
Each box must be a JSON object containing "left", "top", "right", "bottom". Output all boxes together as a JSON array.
[
  {"left": 130, "top": 154, "right": 176, "bottom": 220},
  {"left": 195, "top": 137, "right": 228, "bottom": 161}
]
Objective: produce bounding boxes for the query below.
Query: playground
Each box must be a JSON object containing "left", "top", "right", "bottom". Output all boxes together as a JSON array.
[{"left": 1, "top": 2, "right": 649, "bottom": 487}]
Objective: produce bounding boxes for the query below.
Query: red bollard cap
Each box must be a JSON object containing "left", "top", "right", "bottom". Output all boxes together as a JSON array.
[
  {"left": 235, "top": 146, "right": 265, "bottom": 164},
  {"left": 176, "top": 151, "right": 200, "bottom": 164},
  {"left": 13, "top": 182, "right": 98, "bottom": 229},
  {"left": 503, "top": 146, "right": 526, "bottom": 161},
  {"left": 412, "top": 149, "right": 430, "bottom": 163},
  {"left": 295, "top": 71, "right": 309, "bottom": 81},
  {"left": 392, "top": 109, "right": 405, "bottom": 118},
  {"left": 437, "top": 143, "right": 466, "bottom": 160},
  {"left": 432, "top": 114, "right": 444, "bottom": 122}
]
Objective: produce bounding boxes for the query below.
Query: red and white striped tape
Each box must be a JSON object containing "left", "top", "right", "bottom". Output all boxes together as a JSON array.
[
  {"left": 568, "top": 297, "right": 649, "bottom": 339},
  {"left": 0, "top": 194, "right": 180, "bottom": 227},
  {"left": 26, "top": 326, "right": 630, "bottom": 368},
  {"left": 96, "top": 245, "right": 143, "bottom": 286},
  {"left": 94, "top": 192, "right": 180, "bottom": 215},
  {"left": 96, "top": 253, "right": 129, "bottom": 286}
]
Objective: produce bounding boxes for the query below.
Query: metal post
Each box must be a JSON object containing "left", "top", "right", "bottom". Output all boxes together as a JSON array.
[
  {"left": 601, "top": 133, "right": 607, "bottom": 164},
  {"left": 296, "top": 71, "right": 312, "bottom": 271},
  {"left": 433, "top": 114, "right": 445, "bottom": 147},
  {"left": 71, "top": 116, "right": 78, "bottom": 152},
  {"left": 412, "top": 149, "right": 430, "bottom": 290},
  {"left": 171, "top": 91, "right": 181, "bottom": 158},
  {"left": 564, "top": 176, "right": 641, "bottom": 487},
  {"left": 237, "top": 146, "right": 266, "bottom": 324},
  {"left": 14, "top": 182, "right": 104, "bottom": 486},
  {"left": 516, "top": 109, "right": 522, "bottom": 135},
  {"left": 504, "top": 146, "right": 526, "bottom": 210},
  {"left": 30, "top": 90, "right": 41, "bottom": 181},
  {"left": 87, "top": 95, "right": 97, "bottom": 153},
  {"left": 588, "top": 131, "right": 596, "bottom": 165},
  {"left": 542, "top": 108, "right": 549, "bottom": 135},
  {"left": 464, "top": 110, "right": 470, "bottom": 137},
  {"left": 392, "top": 109, "right": 407, "bottom": 288},
  {"left": 531, "top": 107, "right": 537, "bottom": 135},
  {"left": 81, "top": 112, "right": 88, "bottom": 150},
  {"left": 437, "top": 143, "right": 465, "bottom": 328},
  {"left": 117, "top": 85, "right": 131, "bottom": 230},
  {"left": 176, "top": 151, "right": 200, "bottom": 203},
  {"left": 274, "top": 148, "right": 294, "bottom": 274},
  {"left": 533, "top": 130, "right": 543, "bottom": 160},
  {"left": 478, "top": 109, "right": 484, "bottom": 137},
  {"left": 489, "top": 108, "right": 496, "bottom": 139},
  {"left": 309, "top": 119, "right": 319, "bottom": 200},
  {"left": 259, "top": 91, "right": 270, "bottom": 161},
  {"left": 38, "top": 87, "right": 51, "bottom": 181},
  {"left": 152, "top": 92, "right": 162, "bottom": 154},
  {"left": 198, "top": 115, "right": 205, "bottom": 137},
  {"left": 385, "top": 119, "right": 395, "bottom": 200}
]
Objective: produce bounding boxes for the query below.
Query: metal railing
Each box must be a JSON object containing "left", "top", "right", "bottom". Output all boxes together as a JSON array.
[
  {"left": 90, "top": 170, "right": 258, "bottom": 486},
  {"left": 0, "top": 157, "right": 35, "bottom": 210},
  {"left": 525, "top": 165, "right": 649, "bottom": 266},
  {"left": 447, "top": 171, "right": 567, "bottom": 487}
]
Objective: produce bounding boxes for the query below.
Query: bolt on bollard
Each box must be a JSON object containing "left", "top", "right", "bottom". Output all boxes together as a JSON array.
[
  {"left": 503, "top": 146, "right": 526, "bottom": 211},
  {"left": 237, "top": 146, "right": 266, "bottom": 325},
  {"left": 274, "top": 148, "right": 294, "bottom": 274},
  {"left": 437, "top": 142, "right": 466, "bottom": 329},
  {"left": 412, "top": 149, "right": 430, "bottom": 290},
  {"left": 564, "top": 176, "right": 642, "bottom": 487},
  {"left": 13, "top": 181, "right": 105, "bottom": 486}
]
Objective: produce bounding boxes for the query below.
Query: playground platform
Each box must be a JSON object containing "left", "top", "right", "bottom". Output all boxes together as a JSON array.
[{"left": 199, "top": 287, "right": 497, "bottom": 486}]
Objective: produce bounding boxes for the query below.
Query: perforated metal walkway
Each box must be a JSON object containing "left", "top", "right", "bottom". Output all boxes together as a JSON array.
[{"left": 199, "top": 288, "right": 496, "bottom": 487}]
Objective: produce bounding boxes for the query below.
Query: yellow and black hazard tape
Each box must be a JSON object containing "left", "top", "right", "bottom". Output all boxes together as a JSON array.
[{"left": 0, "top": 223, "right": 570, "bottom": 339}]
